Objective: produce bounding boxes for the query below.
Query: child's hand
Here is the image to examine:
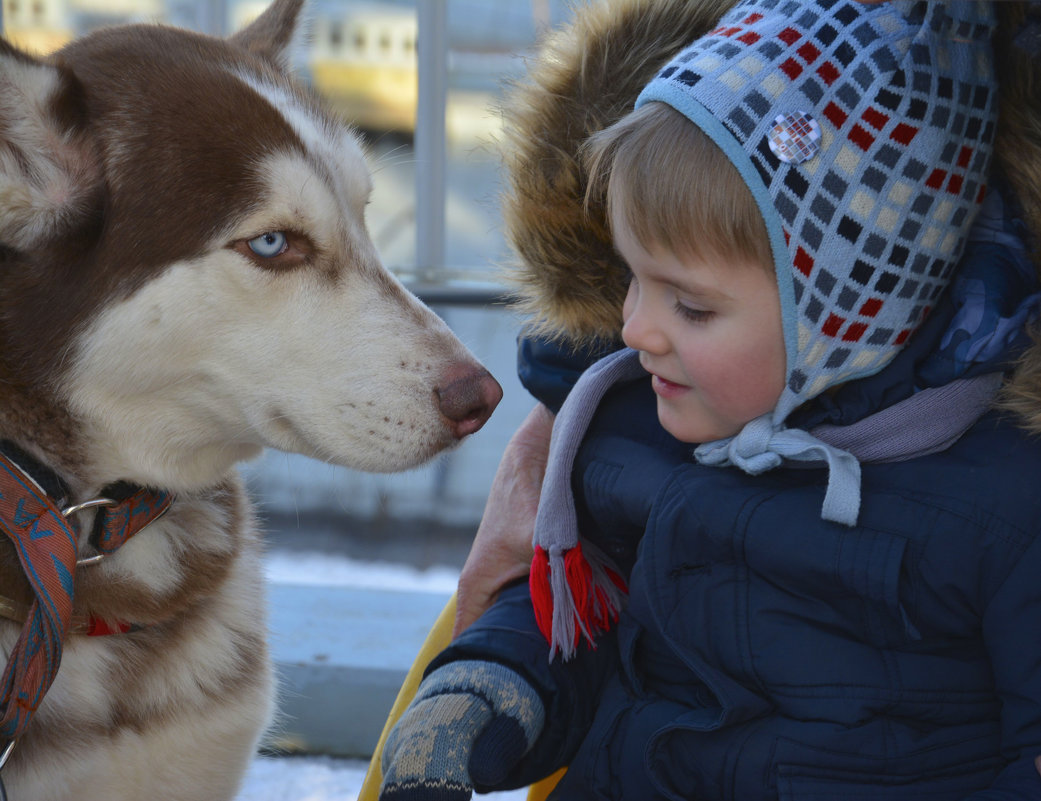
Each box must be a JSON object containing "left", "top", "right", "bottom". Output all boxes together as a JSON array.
[{"left": 379, "top": 660, "right": 545, "bottom": 800}]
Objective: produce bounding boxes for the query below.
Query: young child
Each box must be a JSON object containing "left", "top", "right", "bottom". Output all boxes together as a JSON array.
[{"left": 379, "top": 2, "right": 1041, "bottom": 799}]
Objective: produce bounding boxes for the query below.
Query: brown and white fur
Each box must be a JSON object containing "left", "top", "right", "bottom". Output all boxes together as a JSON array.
[{"left": 0, "top": 1, "right": 502, "bottom": 798}]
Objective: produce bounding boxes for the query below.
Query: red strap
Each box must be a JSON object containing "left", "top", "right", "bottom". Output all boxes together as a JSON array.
[
  {"left": 83, "top": 618, "right": 135, "bottom": 637},
  {"left": 93, "top": 488, "right": 171, "bottom": 554},
  {"left": 0, "top": 454, "right": 77, "bottom": 741}
]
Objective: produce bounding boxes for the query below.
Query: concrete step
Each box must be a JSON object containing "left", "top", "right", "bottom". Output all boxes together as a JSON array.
[{"left": 265, "top": 583, "right": 451, "bottom": 758}]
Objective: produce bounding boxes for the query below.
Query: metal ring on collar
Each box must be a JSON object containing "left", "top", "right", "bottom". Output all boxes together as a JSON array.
[{"left": 63, "top": 498, "right": 116, "bottom": 567}]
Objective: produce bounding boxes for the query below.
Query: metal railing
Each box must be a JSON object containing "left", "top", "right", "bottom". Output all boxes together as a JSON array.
[{"left": 416, "top": 1, "right": 448, "bottom": 277}]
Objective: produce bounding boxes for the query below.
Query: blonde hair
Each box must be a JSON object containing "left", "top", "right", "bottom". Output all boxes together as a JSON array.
[{"left": 584, "top": 101, "right": 772, "bottom": 270}]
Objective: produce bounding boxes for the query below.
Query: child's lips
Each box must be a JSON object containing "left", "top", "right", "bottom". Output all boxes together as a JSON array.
[{"left": 651, "top": 373, "right": 690, "bottom": 398}]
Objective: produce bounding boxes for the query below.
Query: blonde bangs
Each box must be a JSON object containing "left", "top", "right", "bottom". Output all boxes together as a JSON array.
[{"left": 586, "top": 102, "right": 771, "bottom": 270}]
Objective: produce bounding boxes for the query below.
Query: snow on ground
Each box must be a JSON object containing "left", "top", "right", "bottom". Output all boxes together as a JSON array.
[
  {"left": 264, "top": 550, "right": 461, "bottom": 594},
  {"left": 237, "top": 755, "right": 529, "bottom": 800},
  {"left": 237, "top": 756, "right": 370, "bottom": 801}
]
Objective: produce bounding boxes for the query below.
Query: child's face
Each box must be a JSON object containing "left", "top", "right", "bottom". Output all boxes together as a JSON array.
[{"left": 615, "top": 214, "right": 787, "bottom": 444}]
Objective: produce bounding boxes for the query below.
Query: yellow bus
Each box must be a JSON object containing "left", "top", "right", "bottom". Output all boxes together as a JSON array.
[{"left": 308, "top": 4, "right": 417, "bottom": 134}]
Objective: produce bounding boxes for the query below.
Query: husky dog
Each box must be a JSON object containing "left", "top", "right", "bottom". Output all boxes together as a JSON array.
[{"left": 0, "top": 1, "right": 501, "bottom": 798}]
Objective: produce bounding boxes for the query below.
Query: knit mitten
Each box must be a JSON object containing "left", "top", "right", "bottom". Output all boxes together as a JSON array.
[{"left": 379, "top": 660, "right": 545, "bottom": 800}]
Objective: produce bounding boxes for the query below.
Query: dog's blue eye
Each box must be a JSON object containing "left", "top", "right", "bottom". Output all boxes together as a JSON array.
[{"left": 247, "top": 232, "right": 287, "bottom": 258}]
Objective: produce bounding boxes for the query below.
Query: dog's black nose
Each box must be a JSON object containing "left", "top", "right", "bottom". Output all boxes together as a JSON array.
[{"left": 436, "top": 367, "right": 502, "bottom": 438}]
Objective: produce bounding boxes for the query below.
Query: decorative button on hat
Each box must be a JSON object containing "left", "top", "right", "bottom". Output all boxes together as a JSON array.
[{"left": 768, "top": 111, "right": 822, "bottom": 164}]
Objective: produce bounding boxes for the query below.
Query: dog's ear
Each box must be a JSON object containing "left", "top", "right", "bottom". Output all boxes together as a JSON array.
[
  {"left": 229, "top": 0, "right": 309, "bottom": 72},
  {"left": 0, "top": 40, "right": 100, "bottom": 251}
]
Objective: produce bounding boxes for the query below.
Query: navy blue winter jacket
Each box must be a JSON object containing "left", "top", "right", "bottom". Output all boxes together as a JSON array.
[{"left": 435, "top": 190, "right": 1041, "bottom": 800}]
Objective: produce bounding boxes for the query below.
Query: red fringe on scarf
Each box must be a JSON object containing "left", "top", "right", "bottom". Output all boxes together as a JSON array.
[{"left": 530, "top": 542, "right": 627, "bottom": 654}]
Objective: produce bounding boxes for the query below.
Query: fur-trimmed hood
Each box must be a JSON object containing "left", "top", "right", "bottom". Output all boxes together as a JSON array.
[
  {"left": 498, "top": 0, "right": 1041, "bottom": 418},
  {"left": 500, "top": 0, "right": 741, "bottom": 344}
]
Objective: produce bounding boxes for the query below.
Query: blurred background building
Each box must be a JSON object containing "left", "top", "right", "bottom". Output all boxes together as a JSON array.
[{"left": 4, "top": 0, "right": 560, "bottom": 144}]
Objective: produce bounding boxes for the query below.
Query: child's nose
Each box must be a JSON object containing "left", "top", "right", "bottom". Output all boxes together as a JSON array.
[{"left": 622, "top": 299, "right": 670, "bottom": 355}]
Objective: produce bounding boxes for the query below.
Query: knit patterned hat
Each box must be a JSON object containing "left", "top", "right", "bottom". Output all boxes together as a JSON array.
[{"left": 634, "top": 0, "right": 998, "bottom": 524}]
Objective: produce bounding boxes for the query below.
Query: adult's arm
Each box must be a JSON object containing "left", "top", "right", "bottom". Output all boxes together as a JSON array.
[
  {"left": 453, "top": 336, "right": 620, "bottom": 637},
  {"left": 453, "top": 401, "right": 554, "bottom": 637}
]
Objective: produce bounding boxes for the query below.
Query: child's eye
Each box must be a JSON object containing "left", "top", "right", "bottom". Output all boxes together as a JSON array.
[{"left": 674, "top": 301, "right": 713, "bottom": 324}]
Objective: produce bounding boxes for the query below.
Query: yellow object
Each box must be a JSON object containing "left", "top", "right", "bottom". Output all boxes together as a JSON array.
[
  {"left": 527, "top": 768, "right": 567, "bottom": 799},
  {"left": 3, "top": 28, "right": 72, "bottom": 55},
  {"left": 359, "top": 595, "right": 456, "bottom": 799},
  {"left": 358, "top": 593, "right": 564, "bottom": 801},
  {"left": 310, "top": 61, "right": 416, "bottom": 133}
]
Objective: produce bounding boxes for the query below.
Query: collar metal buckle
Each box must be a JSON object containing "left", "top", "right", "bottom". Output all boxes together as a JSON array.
[{"left": 62, "top": 498, "right": 116, "bottom": 567}]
